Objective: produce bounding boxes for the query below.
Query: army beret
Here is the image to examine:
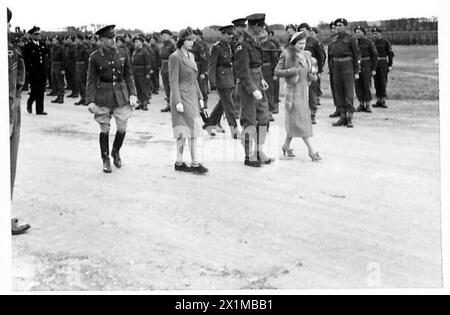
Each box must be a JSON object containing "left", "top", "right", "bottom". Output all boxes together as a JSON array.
[
  {"left": 232, "top": 18, "right": 247, "bottom": 27},
  {"left": 96, "top": 25, "right": 115, "bottom": 39},
  {"left": 354, "top": 25, "right": 367, "bottom": 35},
  {"left": 371, "top": 26, "right": 383, "bottom": 33},
  {"left": 312, "top": 27, "right": 319, "bottom": 34},
  {"left": 246, "top": 13, "right": 266, "bottom": 27},
  {"left": 329, "top": 21, "right": 336, "bottom": 29},
  {"left": 298, "top": 23, "right": 311, "bottom": 31},
  {"left": 219, "top": 25, "right": 235, "bottom": 35},
  {"left": 196, "top": 29, "right": 203, "bottom": 37},
  {"left": 115, "top": 35, "right": 125, "bottom": 42},
  {"left": 28, "top": 26, "right": 41, "bottom": 34},
  {"left": 334, "top": 18, "right": 348, "bottom": 26},
  {"left": 124, "top": 33, "right": 132, "bottom": 39},
  {"left": 285, "top": 24, "right": 296, "bottom": 31},
  {"left": 132, "top": 34, "right": 146, "bottom": 43},
  {"left": 7, "top": 7, "right": 12, "bottom": 23},
  {"left": 160, "top": 29, "right": 172, "bottom": 36}
]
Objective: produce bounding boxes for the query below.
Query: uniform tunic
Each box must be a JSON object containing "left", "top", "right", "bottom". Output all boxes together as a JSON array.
[
  {"left": 355, "top": 37, "right": 378, "bottom": 102},
  {"left": 23, "top": 40, "right": 47, "bottom": 113},
  {"left": 160, "top": 40, "right": 176, "bottom": 101},
  {"left": 131, "top": 47, "right": 153, "bottom": 105},
  {"left": 191, "top": 40, "right": 209, "bottom": 104},
  {"left": 305, "top": 37, "right": 324, "bottom": 115},
  {"left": 66, "top": 43, "right": 77, "bottom": 92},
  {"left": 261, "top": 39, "right": 279, "bottom": 113},
  {"left": 373, "top": 37, "right": 394, "bottom": 98},
  {"left": 75, "top": 42, "right": 90, "bottom": 99},
  {"left": 51, "top": 43, "right": 67, "bottom": 97}
]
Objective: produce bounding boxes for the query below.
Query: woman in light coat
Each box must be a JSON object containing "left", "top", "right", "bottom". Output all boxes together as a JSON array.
[
  {"left": 275, "top": 31, "right": 321, "bottom": 161},
  {"left": 169, "top": 27, "right": 208, "bottom": 174}
]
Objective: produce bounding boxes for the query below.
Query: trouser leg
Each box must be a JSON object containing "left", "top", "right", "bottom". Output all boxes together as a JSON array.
[{"left": 218, "top": 88, "right": 237, "bottom": 127}]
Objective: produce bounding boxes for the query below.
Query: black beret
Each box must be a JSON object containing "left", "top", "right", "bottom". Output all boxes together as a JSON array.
[
  {"left": 334, "top": 18, "right": 348, "bottom": 27},
  {"left": 7, "top": 7, "right": 12, "bottom": 23},
  {"left": 28, "top": 26, "right": 41, "bottom": 34},
  {"left": 246, "top": 13, "right": 265, "bottom": 27},
  {"left": 115, "top": 35, "right": 125, "bottom": 43},
  {"left": 329, "top": 21, "right": 336, "bottom": 29},
  {"left": 219, "top": 25, "right": 235, "bottom": 35},
  {"left": 95, "top": 25, "right": 115, "bottom": 39},
  {"left": 371, "top": 26, "right": 383, "bottom": 33},
  {"left": 298, "top": 23, "right": 311, "bottom": 31},
  {"left": 132, "top": 34, "right": 146, "bottom": 43},
  {"left": 354, "top": 25, "right": 367, "bottom": 35},
  {"left": 232, "top": 18, "right": 247, "bottom": 27},
  {"left": 160, "top": 29, "right": 172, "bottom": 36},
  {"left": 286, "top": 24, "right": 296, "bottom": 31},
  {"left": 196, "top": 29, "right": 203, "bottom": 37}
]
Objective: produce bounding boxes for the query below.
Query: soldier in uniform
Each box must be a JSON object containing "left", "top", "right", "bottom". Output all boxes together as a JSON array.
[
  {"left": 328, "top": 21, "right": 340, "bottom": 118},
  {"left": 204, "top": 25, "right": 239, "bottom": 138},
  {"left": 23, "top": 26, "right": 48, "bottom": 115},
  {"left": 66, "top": 36, "right": 79, "bottom": 98},
  {"left": 74, "top": 34, "right": 90, "bottom": 105},
  {"left": 235, "top": 13, "right": 273, "bottom": 167},
  {"left": 231, "top": 18, "right": 247, "bottom": 118},
  {"left": 86, "top": 25, "right": 138, "bottom": 173},
  {"left": 371, "top": 27, "right": 394, "bottom": 109},
  {"left": 44, "top": 37, "right": 54, "bottom": 94},
  {"left": 124, "top": 33, "right": 134, "bottom": 56},
  {"left": 147, "top": 35, "right": 161, "bottom": 94},
  {"left": 268, "top": 29, "right": 282, "bottom": 114},
  {"left": 160, "top": 29, "right": 176, "bottom": 112},
  {"left": 50, "top": 36, "right": 66, "bottom": 104},
  {"left": 311, "top": 27, "right": 327, "bottom": 107},
  {"left": 354, "top": 26, "right": 378, "bottom": 113},
  {"left": 191, "top": 30, "right": 209, "bottom": 109},
  {"left": 132, "top": 34, "right": 153, "bottom": 111},
  {"left": 285, "top": 24, "right": 297, "bottom": 38},
  {"left": 89, "top": 35, "right": 100, "bottom": 54},
  {"left": 260, "top": 25, "right": 279, "bottom": 122},
  {"left": 8, "top": 8, "right": 31, "bottom": 235},
  {"left": 329, "top": 18, "right": 360, "bottom": 128},
  {"left": 298, "top": 23, "right": 324, "bottom": 124}
]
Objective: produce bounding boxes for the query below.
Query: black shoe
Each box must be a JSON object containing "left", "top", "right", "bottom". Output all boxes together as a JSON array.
[
  {"left": 68, "top": 93, "right": 78, "bottom": 98},
  {"left": 27, "top": 106, "right": 32, "bottom": 114},
  {"left": 365, "top": 105, "right": 372, "bottom": 113},
  {"left": 329, "top": 111, "right": 339, "bottom": 118},
  {"left": 332, "top": 117, "right": 347, "bottom": 127},
  {"left": 347, "top": 119, "right": 354, "bottom": 128},
  {"left": 103, "top": 158, "right": 112, "bottom": 173},
  {"left": 36, "top": 112, "right": 48, "bottom": 116},
  {"left": 356, "top": 105, "right": 365, "bottom": 112},
  {"left": 74, "top": 100, "right": 84, "bottom": 106},
  {"left": 373, "top": 101, "right": 382, "bottom": 108},
  {"left": 175, "top": 162, "right": 192, "bottom": 172},
  {"left": 47, "top": 92, "right": 57, "bottom": 97},
  {"left": 51, "top": 97, "right": 63, "bottom": 104},
  {"left": 11, "top": 218, "right": 31, "bottom": 236},
  {"left": 244, "top": 158, "right": 262, "bottom": 168},
  {"left": 161, "top": 106, "right": 171, "bottom": 112},
  {"left": 379, "top": 103, "right": 388, "bottom": 109},
  {"left": 153, "top": 91, "right": 159, "bottom": 95},
  {"left": 141, "top": 105, "right": 148, "bottom": 111},
  {"left": 311, "top": 116, "right": 317, "bottom": 125},
  {"left": 191, "top": 164, "right": 209, "bottom": 175},
  {"left": 111, "top": 150, "right": 122, "bottom": 168}
]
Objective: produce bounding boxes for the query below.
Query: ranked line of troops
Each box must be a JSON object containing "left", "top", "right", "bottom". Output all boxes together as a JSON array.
[{"left": 8, "top": 9, "right": 395, "bottom": 234}]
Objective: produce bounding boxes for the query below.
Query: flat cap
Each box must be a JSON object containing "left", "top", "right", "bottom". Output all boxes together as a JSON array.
[
  {"left": 334, "top": 18, "right": 348, "bottom": 26},
  {"left": 28, "top": 26, "right": 41, "bottom": 34},
  {"left": 232, "top": 18, "right": 247, "bottom": 27},
  {"left": 298, "top": 23, "right": 311, "bottom": 31},
  {"left": 7, "top": 7, "right": 12, "bottom": 23},
  {"left": 95, "top": 25, "right": 116, "bottom": 39},
  {"left": 354, "top": 25, "right": 367, "bottom": 35},
  {"left": 219, "top": 25, "right": 235, "bottom": 35},
  {"left": 246, "top": 13, "right": 266, "bottom": 27}
]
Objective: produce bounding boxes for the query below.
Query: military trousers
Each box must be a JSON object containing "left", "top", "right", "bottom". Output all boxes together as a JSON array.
[
  {"left": 355, "top": 61, "right": 373, "bottom": 102},
  {"left": 329, "top": 70, "right": 337, "bottom": 107},
  {"left": 76, "top": 62, "right": 87, "bottom": 99},
  {"left": 161, "top": 70, "right": 170, "bottom": 101},
  {"left": 332, "top": 59, "right": 356, "bottom": 114},
  {"left": 133, "top": 70, "right": 152, "bottom": 105},
  {"left": 65, "top": 60, "right": 77, "bottom": 92},
  {"left": 262, "top": 65, "right": 276, "bottom": 113},
  {"left": 374, "top": 60, "right": 389, "bottom": 99},
  {"left": 10, "top": 97, "right": 21, "bottom": 197},
  {"left": 198, "top": 75, "right": 209, "bottom": 105},
  {"left": 28, "top": 67, "right": 46, "bottom": 114},
  {"left": 151, "top": 68, "right": 160, "bottom": 92},
  {"left": 207, "top": 87, "right": 237, "bottom": 128},
  {"left": 309, "top": 79, "right": 320, "bottom": 115},
  {"left": 51, "top": 62, "right": 65, "bottom": 98}
]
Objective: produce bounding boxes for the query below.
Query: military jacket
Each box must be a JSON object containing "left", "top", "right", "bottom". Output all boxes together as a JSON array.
[
  {"left": 305, "top": 37, "right": 324, "bottom": 73},
  {"left": 9, "top": 41, "right": 25, "bottom": 128},
  {"left": 51, "top": 44, "right": 67, "bottom": 67},
  {"left": 373, "top": 38, "right": 394, "bottom": 67},
  {"left": 357, "top": 37, "right": 378, "bottom": 72},
  {"left": 131, "top": 47, "right": 152, "bottom": 77},
  {"left": 75, "top": 42, "right": 90, "bottom": 63},
  {"left": 261, "top": 39, "right": 279, "bottom": 74},
  {"left": 208, "top": 40, "right": 235, "bottom": 89},
  {"left": 160, "top": 40, "right": 176, "bottom": 73},
  {"left": 329, "top": 32, "right": 361, "bottom": 73}
]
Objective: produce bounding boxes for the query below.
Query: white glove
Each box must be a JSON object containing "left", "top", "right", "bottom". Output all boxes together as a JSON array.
[
  {"left": 87, "top": 103, "right": 96, "bottom": 114},
  {"left": 130, "top": 95, "right": 138, "bottom": 108},
  {"left": 354, "top": 74, "right": 360, "bottom": 80},
  {"left": 176, "top": 103, "right": 184, "bottom": 113},
  {"left": 200, "top": 74, "right": 206, "bottom": 79},
  {"left": 252, "top": 90, "right": 263, "bottom": 101},
  {"left": 199, "top": 99, "right": 205, "bottom": 109},
  {"left": 261, "top": 80, "right": 269, "bottom": 91}
]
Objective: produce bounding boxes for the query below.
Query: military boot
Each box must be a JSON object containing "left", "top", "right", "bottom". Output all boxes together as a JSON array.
[
  {"left": 332, "top": 113, "right": 347, "bottom": 127},
  {"left": 347, "top": 112, "right": 354, "bottom": 128},
  {"left": 379, "top": 98, "right": 388, "bottom": 108},
  {"left": 365, "top": 102, "right": 372, "bottom": 113},
  {"left": 100, "top": 133, "right": 112, "bottom": 173},
  {"left": 242, "top": 130, "right": 261, "bottom": 167},
  {"left": 111, "top": 132, "right": 126, "bottom": 169},
  {"left": 51, "top": 96, "right": 64, "bottom": 104},
  {"left": 356, "top": 102, "right": 365, "bottom": 112},
  {"left": 256, "top": 125, "right": 274, "bottom": 165}
]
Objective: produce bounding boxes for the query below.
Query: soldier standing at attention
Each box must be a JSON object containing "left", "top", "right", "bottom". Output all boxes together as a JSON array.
[
  {"left": 74, "top": 34, "right": 90, "bottom": 106},
  {"left": 191, "top": 30, "right": 209, "bottom": 109},
  {"left": 66, "top": 36, "right": 79, "bottom": 99},
  {"left": 354, "top": 26, "right": 378, "bottom": 113},
  {"left": 8, "top": 8, "right": 31, "bottom": 235},
  {"left": 235, "top": 13, "right": 273, "bottom": 167},
  {"left": 23, "top": 26, "right": 48, "bottom": 115},
  {"left": 329, "top": 18, "right": 360, "bottom": 128},
  {"left": 268, "top": 29, "right": 282, "bottom": 114},
  {"left": 328, "top": 21, "right": 340, "bottom": 118},
  {"left": 311, "top": 27, "right": 327, "bottom": 107},
  {"left": 260, "top": 25, "right": 279, "bottom": 122},
  {"left": 50, "top": 37, "right": 66, "bottom": 104},
  {"left": 148, "top": 35, "right": 161, "bottom": 95},
  {"left": 231, "top": 18, "right": 247, "bottom": 118},
  {"left": 132, "top": 35, "right": 153, "bottom": 111},
  {"left": 124, "top": 33, "right": 134, "bottom": 56},
  {"left": 160, "top": 29, "right": 176, "bottom": 112},
  {"left": 285, "top": 24, "right": 297, "bottom": 39},
  {"left": 371, "top": 27, "right": 394, "bottom": 109},
  {"left": 205, "top": 25, "right": 240, "bottom": 138},
  {"left": 298, "top": 23, "right": 324, "bottom": 125},
  {"left": 86, "top": 25, "right": 138, "bottom": 173}
]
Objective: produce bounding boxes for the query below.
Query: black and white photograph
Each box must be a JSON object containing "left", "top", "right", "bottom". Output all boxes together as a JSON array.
[{"left": 0, "top": 0, "right": 448, "bottom": 295}]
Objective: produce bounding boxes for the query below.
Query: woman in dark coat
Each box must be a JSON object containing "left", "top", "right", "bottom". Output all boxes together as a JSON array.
[{"left": 169, "top": 28, "right": 208, "bottom": 174}]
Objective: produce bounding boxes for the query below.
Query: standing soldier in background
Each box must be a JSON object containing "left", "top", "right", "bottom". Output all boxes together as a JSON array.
[
  {"left": 205, "top": 25, "right": 239, "bottom": 138},
  {"left": 260, "top": 25, "right": 279, "bottom": 122},
  {"left": 124, "top": 33, "right": 134, "bottom": 56},
  {"left": 148, "top": 35, "right": 161, "bottom": 95},
  {"left": 23, "top": 26, "right": 48, "bottom": 115},
  {"left": 8, "top": 8, "right": 31, "bottom": 235},
  {"left": 66, "top": 36, "right": 78, "bottom": 99},
  {"left": 328, "top": 21, "right": 339, "bottom": 118},
  {"left": 116, "top": 36, "right": 129, "bottom": 56},
  {"left": 50, "top": 36, "right": 66, "bottom": 104},
  {"left": 86, "top": 25, "right": 138, "bottom": 173},
  {"left": 285, "top": 24, "right": 297, "bottom": 41},
  {"left": 132, "top": 35, "right": 153, "bottom": 111},
  {"left": 44, "top": 37, "right": 54, "bottom": 94},
  {"left": 74, "top": 34, "right": 90, "bottom": 106},
  {"left": 354, "top": 26, "right": 378, "bottom": 113},
  {"left": 192, "top": 30, "right": 209, "bottom": 109},
  {"left": 235, "top": 13, "right": 273, "bottom": 167},
  {"left": 160, "top": 29, "right": 176, "bottom": 112},
  {"left": 371, "top": 27, "right": 394, "bottom": 109},
  {"left": 298, "top": 23, "right": 324, "bottom": 125},
  {"left": 89, "top": 35, "right": 100, "bottom": 54},
  {"left": 329, "top": 18, "right": 360, "bottom": 128},
  {"left": 231, "top": 18, "right": 247, "bottom": 118},
  {"left": 311, "top": 27, "right": 327, "bottom": 107},
  {"left": 269, "top": 29, "right": 282, "bottom": 114}
]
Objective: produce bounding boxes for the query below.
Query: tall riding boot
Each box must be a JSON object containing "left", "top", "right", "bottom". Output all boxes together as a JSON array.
[
  {"left": 347, "top": 112, "right": 354, "bottom": 128},
  {"left": 100, "top": 133, "right": 112, "bottom": 173},
  {"left": 111, "top": 132, "right": 126, "bottom": 168},
  {"left": 365, "top": 101, "right": 372, "bottom": 113},
  {"left": 242, "top": 129, "right": 261, "bottom": 167},
  {"left": 332, "top": 112, "right": 347, "bottom": 127},
  {"left": 257, "top": 125, "right": 274, "bottom": 165}
]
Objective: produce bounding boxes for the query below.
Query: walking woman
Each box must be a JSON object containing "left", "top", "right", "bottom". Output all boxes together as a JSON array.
[
  {"left": 275, "top": 31, "right": 321, "bottom": 161},
  {"left": 169, "top": 28, "right": 208, "bottom": 174}
]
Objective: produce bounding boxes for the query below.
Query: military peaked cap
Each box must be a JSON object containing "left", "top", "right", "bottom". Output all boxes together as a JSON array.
[
  {"left": 246, "top": 13, "right": 266, "bottom": 27},
  {"left": 96, "top": 25, "right": 115, "bottom": 39}
]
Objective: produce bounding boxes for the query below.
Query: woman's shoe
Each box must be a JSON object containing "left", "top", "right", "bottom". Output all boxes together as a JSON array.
[
  {"left": 175, "top": 162, "right": 192, "bottom": 172},
  {"left": 309, "top": 152, "right": 322, "bottom": 162},
  {"left": 191, "top": 164, "right": 209, "bottom": 175},
  {"left": 282, "top": 145, "right": 296, "bottom": 158}
]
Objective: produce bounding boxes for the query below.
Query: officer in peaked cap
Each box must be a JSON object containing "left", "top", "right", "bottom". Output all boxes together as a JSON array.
[
  {"left": 235, "top": 13, "right": 273, "bottom": 167},
  {"left": 86, "top": 24, "right": 138, "bottom": 173},
  {"left": 371, "top": 26, "right": 394, "bottom": 108}
]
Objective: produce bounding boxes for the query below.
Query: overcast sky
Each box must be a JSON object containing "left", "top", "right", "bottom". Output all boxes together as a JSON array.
[{"left": 4, "top": 0, "right": 440, "bottom": 32}]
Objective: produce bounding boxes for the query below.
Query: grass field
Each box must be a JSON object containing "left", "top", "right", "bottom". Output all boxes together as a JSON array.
[{"left": 320, "top": 45, "right": 439, "bottom": 101}]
